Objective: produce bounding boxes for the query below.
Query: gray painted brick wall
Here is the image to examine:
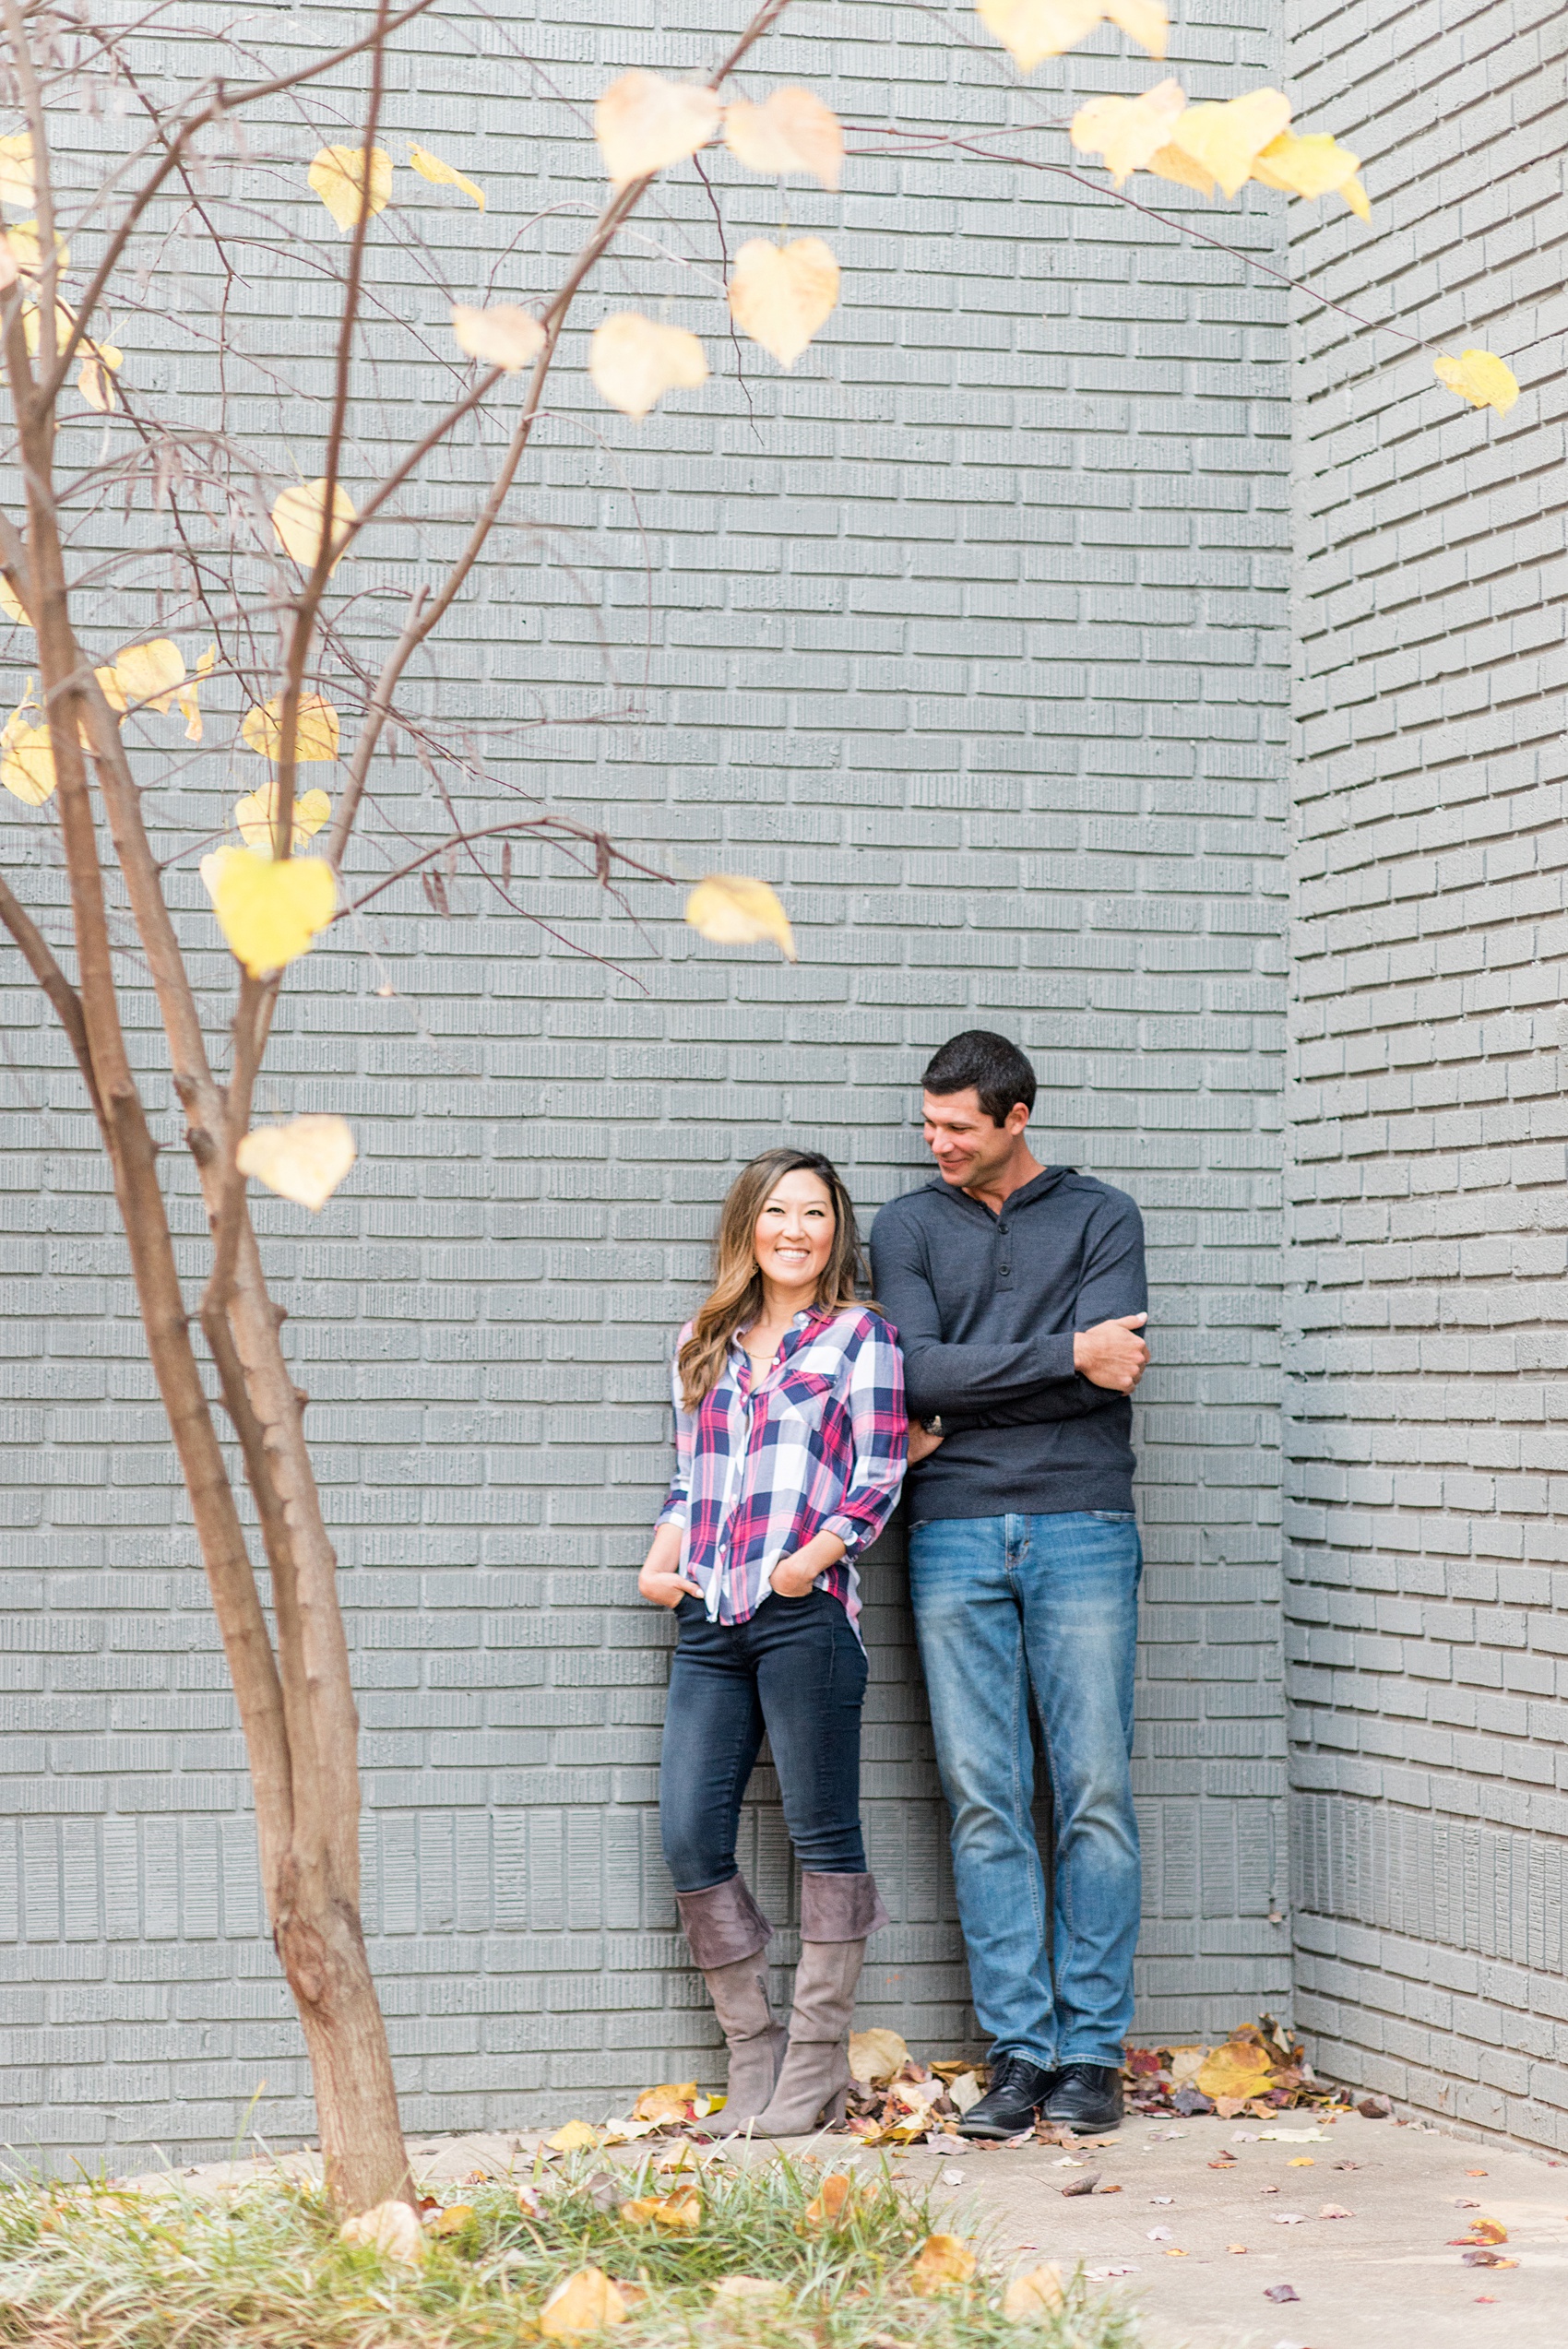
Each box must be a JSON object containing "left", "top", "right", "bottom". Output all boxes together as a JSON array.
[
  {"left": 1285, "top": 0, "right": 1568, "bottom": 2149},
  {"left": 0, "top": 0, "right": 1289, "bottom": 2168}
]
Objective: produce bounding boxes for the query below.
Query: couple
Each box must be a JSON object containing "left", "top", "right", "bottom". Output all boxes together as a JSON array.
[{"left": 638, "top": 1029, "right": 1151, "bottom": 2141}]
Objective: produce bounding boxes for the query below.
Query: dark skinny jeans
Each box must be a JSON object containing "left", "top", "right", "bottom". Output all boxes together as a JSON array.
[{"left": 659, "top": 1588, "right": 870, "bottom": 1892}]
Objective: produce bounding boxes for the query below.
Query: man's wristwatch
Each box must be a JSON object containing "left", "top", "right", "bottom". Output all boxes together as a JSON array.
[{"left": 922, "top": 1414, "right": 944, "bottom": 1436}]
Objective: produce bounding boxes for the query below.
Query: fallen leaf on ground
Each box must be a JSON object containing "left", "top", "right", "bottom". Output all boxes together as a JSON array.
[
  {"left": 633, "top": 2082, "right": 698, "bottom": 2124},
  {"left": 1002, "top": 2264, "right": 1063, "bottom": 2319},
  {"left": 339, "top": 2200, "right": 426, "bottom": 2261},
  {"left": 975, "top": 0, "right": 1168, "bottom": 75},
  {"left": 724, "top": 87, "right": 842, "bottom": 187},
  {"left": 241, "top": 694, "right": 340, "bottom": 764},
  {"left": 1433, "top": 350, "right": 1518, "bottom": 416},
  {"left": 685, "top": 873, "right": 795, "bottom": 959},
  {"left": 909, "top": 2235, "right": 976, "bottom": 2296},
  {"left": 1286, "top": 2156, "right": 1314, "bottom": 2167},
  {"left": 1464, "top": 2221, "right": 1508, "bottom": 2245},
  {"left": 1061, "top": 2173, "right": 1099, "bottom": 2198},
  {"left": 1264, "top": 2282, "right": 1301, "bottom": 2302},
  {"left": 237, "top": 1115, "right": 356, "bottom": 1212},
  {"left": 803, "top": 2174, "right": 854, "bottom": 2229},
  {"left": 451, "top": 303, "right": 545, "bottom": 373},
  {"left": 596, "top": 72, "right": 722, "bottom": 184},
  {"left": 729, "top": 237, "right": 838, "bottom": 367},
  {"left": 849, "top": 2029, "right": 910, "bottom": 2085},
  {"left": 712, "top": 2278, "right": 787, "bottom": 2307},
  {"left": 590, "top": 313, "right": 707, "bottom": 421},
  {"left": 540, "top": 2269, "right": 628, "bottom": 2334},
  {"left": 410, "top": 144, "right": 484, "bottom": 208},
  {"left": 271, "top": 479, "right": 355, "bottom": 575},
  {"left": 620, "top": 2189, "right": 701, "bottom": 2231},
  {"left": 1226, "top": 2243, "right": 1247, "bottom": 2253},
  {"left": 948, "top": 2070, "right": 984, "bottom": 2113},
  {"left": 1146, "top": 2227, "right": 1172, "bottom": 2242},
  {"left": 200, "top": 848, "right": 336, "bottom": 975},
  {"left": 429, "top": 2202, "right": 476, "bottom": 2235},
  {"left": 1318, "top": 2202, "right": 1353, "bottom": 2219},
  {"left": 309, "top": 144, "right": 392, "bottom": 231},
  {"left": 547, "top": 2120, "right": 602, "bottom": 2152}
]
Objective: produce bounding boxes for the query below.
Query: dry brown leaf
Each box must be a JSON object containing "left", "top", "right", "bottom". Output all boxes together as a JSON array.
[
  {"left": 1003, "top": 2264, "right": 1064, "bottom": 2320},
  {"left": 909, "top": 2235, "right": 976, "bottom": 2296},
  {"left": 410, "top": 145, "right": 485, "bottom": 209},
  {"left": 1070, "top": 79, "right": 1187, "bottom": 186},
  {"left": 339, "top": 2199, "right": 426, "bottom": 2261},
  {"left": 685, "top": 873, "right": 795, "bottom": 959},
  {"left": 309, "top": 144, "right": 392, "bottom": 231},
  {"left": 849, "top": 2028, "right": 909, "bottom": 2085},
  {"left": 237, "top": 1114, "right": 356, "bottom": 1212},
  {"left": 728, "top": 237, "right": 838, "bottom": 368},
  {"left": 451, "top": 303, "right": 545, "bottom": 373},
  {"left": 271, "top": 480, "right": 355, "bottom": 575},
  {"left": 724, "top": 88, "right": 843, "bottom": 188},
  {"left": 595, "top": 72, "right": 722, "bottom": 186},
  {"left": 975, "top": 0, "right": 1167, "bottom": 74},
  {"left": 590, "top": 313, "right": 707, "bottom": 421},
  {"left": 547, "top": 2119, "right": 603, "bottom": 2152},
  {"left": 1166, "top": 2046, "right": 1210, "bottom": 2086},
  {"left": 540, "top": 2269, "right": 629, "bottom": 2335},
  {"left": 802, "top": 2174, "right": 853, "bottom": 2230}
]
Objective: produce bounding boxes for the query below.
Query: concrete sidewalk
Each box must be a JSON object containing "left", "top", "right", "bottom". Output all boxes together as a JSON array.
[{"left": 125, "top": 2109, "right": 1568, "bottom": 2349}]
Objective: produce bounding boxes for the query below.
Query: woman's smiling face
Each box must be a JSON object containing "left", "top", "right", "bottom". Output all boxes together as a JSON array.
[{"left": 753, "top": 1168, "right": 836, "bottom": 1303}]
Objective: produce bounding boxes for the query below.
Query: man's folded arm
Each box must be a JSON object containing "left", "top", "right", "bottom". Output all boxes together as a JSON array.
[{"left": 871, "top": 1216, "right": 1096, "bottom": 1423}]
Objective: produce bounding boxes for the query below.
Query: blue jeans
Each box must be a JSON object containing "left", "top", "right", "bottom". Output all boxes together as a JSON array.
[
  {"left": 660, "top": 1589, "right": 869, "bottom": 1891},
  {"left": 908, "top": 1510, "right": 1142, "bottom": 2070}
]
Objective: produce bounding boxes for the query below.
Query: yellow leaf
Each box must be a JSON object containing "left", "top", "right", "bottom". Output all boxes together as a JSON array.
[
  {"left": 595, "top": 72, "right": 723, "bottom": 186},
  {"left": 1194, "top": 2039, "right": 1275, "bottom": 2100},
  {"left": 235, "top": 782, "right": 332, "bottom": 851},
  {"left": 410, "top": 144, "right": 485, "bottom": 210},
  {"left": 540, "top": 2270, "right": 628, "bottom": 2336},
  {"left": 339, "top": 2199, "right": 426, "bottom": 2262},
  {"left": 975, "top": 0, "right": 1166, "bottom": 75},
  {"left": 308, "top": 144, "right": 392, "bottom": 232},
  {"left": 1003, "top": 2265, "right": 1065, "bottom": 2321},
  {"left": 201, "top": 847, "right": 337, "bottom": 977},
  {"left": 685, "top": 873, "right": 795, "bottom": 960},
  {"left": 1146, "top": 141, "right": 1217, "bottom": 196},
  {"left": 77, "top": 342, "right": 122, "bottom": 412},
  {"left": 590, "top": 313, "right": 707, "bottom": 421},
  {"left": 241, "top": 694, "right": 340, "bottom": 764},
  {"left": 175, "top": 641, "right": 216, "bottom": 743},
  {"left": 723, "top": 88, "right": 843, "bottom": 189},
  {"left": 633, "top": 2080, "right": 697, "bottom": 2123},
  {"left": 6, "top": 219, "right": 66, "bottom": 278},
  {"left": 0, "top": 702, "right": 54, "bottom": 804},
  {"left": 1432, "top": 349, "right": 1518, "bottom": 416},
  {"left": 1070, "top": 78, "right": 1187, "bottom": 187},
  {"left": 547, "top": 2119, "right": 603, "bottom": 2153},
  {"left": 1341, "top": 174, "right": 1372, "bottom": 220},
  {"left": 849, "top": 2027, "right": 909, "bottom": 2085},
  {"left": 237, "top": 1114, "right": 356, "bottom": 1212},
  {"left": 0, "top": 573, "right": 27, "bottom": 626},
  {"left": 104, "top": 638, "right": 185, "bottom": 716},
  {"left": 429, "top": 2201, "right": 477, "bottom": 2236},
  {"left": 728, "top": 237, "right": 838, "bottom": 369},
  {"left": 0, "top": 132, "right": 33, "bottom": 210},
  {"left": 909, "top": 2234, "right": 977, "bottom": 2297},
  {"left": 1168, "top": 88, "right": 1293, "bottom": 199},
  {"left": 802, "top": 2174, "right": 853, "bottom": 2231},
  {"left": 271, "top": 480, "right": 355, "bottom": 575},
  {"left": 1251, "top": 128, "right": 1363, "bottom": 202},
  {"left": 619, "top": 2189, "right": 701, "bottom": 2231},
  {"left": 450, "top": 302, "right": 546, "bottom": 373}
]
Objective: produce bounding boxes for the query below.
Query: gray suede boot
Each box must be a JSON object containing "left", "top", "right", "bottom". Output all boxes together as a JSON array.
[
  {"left": 676, "top": 1879, "right": 785, "bottom": 2129},
  {"left": 753, "top": 1873, "right": 889, "bottom": 2137}
]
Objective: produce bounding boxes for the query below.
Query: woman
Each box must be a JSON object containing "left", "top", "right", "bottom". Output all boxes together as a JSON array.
[{"left": 639, "top": 1147, "right": 907, "bottom": 2134}]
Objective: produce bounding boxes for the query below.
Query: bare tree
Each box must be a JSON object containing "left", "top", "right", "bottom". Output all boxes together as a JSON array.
[{"left": 0, "top": 0, "right": 1510, "bottom": 2216}]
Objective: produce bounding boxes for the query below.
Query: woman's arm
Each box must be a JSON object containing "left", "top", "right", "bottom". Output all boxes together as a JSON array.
[{"left": 639, "top": 1518, "right": 702, "bottom": 1608}]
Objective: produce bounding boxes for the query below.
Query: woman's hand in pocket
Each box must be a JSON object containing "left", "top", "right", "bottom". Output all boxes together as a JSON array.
[
  {"left": 638, "top": 1524, "right": 701, "bottom": 1608},
  {"left": 768, "top": 1553, "right": 822, "bottom": 1599}
]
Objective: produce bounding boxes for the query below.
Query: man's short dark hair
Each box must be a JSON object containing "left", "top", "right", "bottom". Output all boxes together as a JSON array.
[{"left": 921, "top": 1030, "right": 1037, "bottom": 1127}]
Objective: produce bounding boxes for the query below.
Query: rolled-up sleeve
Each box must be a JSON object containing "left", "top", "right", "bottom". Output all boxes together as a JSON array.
[
  {"left": 820, "top": 1319, "right": 908, "bottom": 1555},
  {"left": 656, "top": 1355, "right": 695, "bottom": 1529}
]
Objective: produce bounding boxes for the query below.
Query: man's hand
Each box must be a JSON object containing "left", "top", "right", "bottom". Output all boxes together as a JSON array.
[
  {"left": 907, "top": 1419, "right": 945, "bottom": 1465},
  {"left": 1074, "top": 1312, "right": 1149, "bottom": 1394}
]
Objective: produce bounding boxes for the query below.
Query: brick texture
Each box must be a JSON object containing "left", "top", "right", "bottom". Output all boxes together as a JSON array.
[
  {"left": 0, "top": 0, "right": 1288, "bottom": 2167},
  {"left": 1284, "top": 0, "right": 1568, "bottom": 2148}
]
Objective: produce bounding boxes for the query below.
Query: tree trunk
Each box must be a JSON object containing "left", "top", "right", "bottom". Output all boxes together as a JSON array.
[{"left": 279, "top": 1885, "right": 413, "bottom": 2211}]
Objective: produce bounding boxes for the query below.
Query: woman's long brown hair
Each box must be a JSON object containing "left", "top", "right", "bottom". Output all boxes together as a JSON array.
[{"left": 677, "top": 1148, "right": 876, "bottom": 1408}]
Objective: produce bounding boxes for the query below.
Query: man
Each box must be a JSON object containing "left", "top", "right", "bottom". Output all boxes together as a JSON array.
[{"left": 870, "top": 1029, "right": 1149, "bottom": 2138}]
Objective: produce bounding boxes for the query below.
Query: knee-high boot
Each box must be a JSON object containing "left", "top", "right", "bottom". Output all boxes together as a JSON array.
[
  {"left": 676, "top": 1878, "right": 786, "bottom": 2128},
  {"left": 753, "top": 1872, "right": 889, "bottom": 2136}
]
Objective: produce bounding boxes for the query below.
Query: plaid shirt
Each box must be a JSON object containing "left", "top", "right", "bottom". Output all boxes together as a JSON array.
[{"left": 658, "top": 1305, "right": 907, "bottom": 1640}]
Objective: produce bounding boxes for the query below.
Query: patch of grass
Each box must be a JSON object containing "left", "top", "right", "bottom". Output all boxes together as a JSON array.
[{"left": 0, "top": 2152, "right": 1140, "bottom": 2349}]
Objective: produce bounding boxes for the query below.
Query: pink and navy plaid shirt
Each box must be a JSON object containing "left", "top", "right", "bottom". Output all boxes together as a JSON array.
[{"left": 658, "top": 1305, "right": 907, "bottom": 1641}]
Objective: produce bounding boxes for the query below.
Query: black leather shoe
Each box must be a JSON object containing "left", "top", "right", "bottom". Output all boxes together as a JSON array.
[
  {"left": 957, "top": 2054, "right": 1058, "bottom": 2140},
  {"left": 1043, "top": 2061, "right": 1123, "bottom": 2133}
]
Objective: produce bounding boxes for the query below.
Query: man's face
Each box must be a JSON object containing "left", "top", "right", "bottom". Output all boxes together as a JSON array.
[{"left": 921, "top": 1089, "right": 1028, "bottom": 1190}]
